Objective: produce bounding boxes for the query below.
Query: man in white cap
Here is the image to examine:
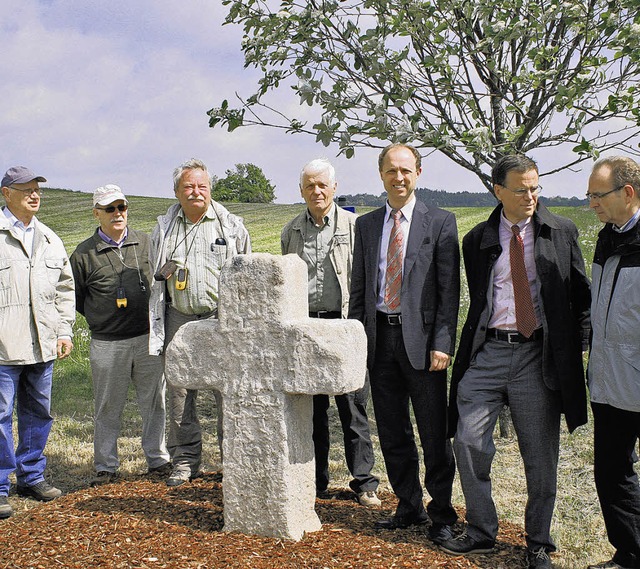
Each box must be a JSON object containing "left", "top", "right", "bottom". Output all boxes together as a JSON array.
[
  {"left": 0, "top": 166, "right": 75, "bottom": 519},
  {"left": 70, "top": 185, "right": 171, "bottom": 487}
]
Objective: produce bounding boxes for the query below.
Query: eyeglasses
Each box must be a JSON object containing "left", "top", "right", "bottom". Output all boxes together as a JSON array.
[
  {"left": 95, "top": 204, "right": 128, "bottom": 213},
  {"left": 499, "top": 185, "right": 542, "bottom": 197},
  {"left": 585, "top": 186, "right": 625, "bottom": 200},
  {"left": 8, "top": 186, "right": 42, "bottom": 196}
]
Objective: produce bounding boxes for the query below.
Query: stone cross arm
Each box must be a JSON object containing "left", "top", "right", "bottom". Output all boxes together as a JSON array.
[{"left": 165, "top": 319, "right": 366, "bottom": 396}]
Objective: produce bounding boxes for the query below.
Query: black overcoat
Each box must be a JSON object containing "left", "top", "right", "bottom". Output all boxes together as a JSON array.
[{"left": 448, "top": 203, "right": 591, "bottom": 435}]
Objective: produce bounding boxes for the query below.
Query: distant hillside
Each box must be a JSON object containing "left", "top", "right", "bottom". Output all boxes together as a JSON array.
[{"left": 340, "top": 188, "right": 588, "bottom": 208}]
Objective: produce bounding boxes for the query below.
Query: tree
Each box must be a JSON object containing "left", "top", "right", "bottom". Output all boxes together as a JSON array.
[
  {"left": 212, "top": 163, "right": 276, "bottom": 203},
  {"left": 209, "top": 0, "right": 640, "bottom": 191}
]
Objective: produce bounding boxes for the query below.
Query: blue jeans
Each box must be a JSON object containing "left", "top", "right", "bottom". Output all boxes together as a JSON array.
[{"left": 0, "top": 361, "right": 55, "bottom": 495}]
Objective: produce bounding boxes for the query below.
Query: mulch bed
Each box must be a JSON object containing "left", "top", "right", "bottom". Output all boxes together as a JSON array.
[{"left": 1, "top": 472, "right": 532, "bottom": 568}]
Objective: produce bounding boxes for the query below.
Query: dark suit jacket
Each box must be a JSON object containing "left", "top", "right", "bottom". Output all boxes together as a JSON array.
[
  {"left": 448, "top": 203, "right": 591, "bottom": 435},
  {"left": 348, "top": 200, "right": 460, "bottom": 371}
]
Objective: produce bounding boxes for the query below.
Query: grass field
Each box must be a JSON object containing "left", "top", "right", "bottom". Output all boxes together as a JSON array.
[{"left": 13, "top": 189, "right": 624, "bottom": 568}]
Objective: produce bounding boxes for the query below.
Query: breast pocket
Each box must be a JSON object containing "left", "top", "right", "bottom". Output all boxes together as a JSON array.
[{"left": 45, "top": 258, "right": 64, "bottom": 285}]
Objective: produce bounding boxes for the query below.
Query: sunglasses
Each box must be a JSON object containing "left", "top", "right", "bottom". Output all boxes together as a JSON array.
[{"left": 95, "top": 204, "right": 128, "bottom": 213}]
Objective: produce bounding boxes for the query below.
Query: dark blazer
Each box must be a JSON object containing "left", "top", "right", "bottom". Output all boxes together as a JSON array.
[
  {"left": 448, "top": 203, "right": 591, "bottom": 435},
  {"left": 349, "top": 200, "right": 460, "bottom": 371}
]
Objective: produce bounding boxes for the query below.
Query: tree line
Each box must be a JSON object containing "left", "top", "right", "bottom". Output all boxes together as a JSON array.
[{"left": 339, "top": 188, "right": 588, "bottom": 208}]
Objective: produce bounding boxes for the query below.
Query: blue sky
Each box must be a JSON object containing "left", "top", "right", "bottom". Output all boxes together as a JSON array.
[{"left": 0, "top": 0, "right": 602, "bottom": 203}]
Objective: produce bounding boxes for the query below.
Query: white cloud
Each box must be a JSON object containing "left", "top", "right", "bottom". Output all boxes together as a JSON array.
[{"left": 0, "top": 0, "right": 608, "bottom": 206}]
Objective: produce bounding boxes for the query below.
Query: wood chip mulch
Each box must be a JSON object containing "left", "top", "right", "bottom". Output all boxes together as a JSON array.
[{"left": 1, "top": 472, "right": 532, "bottom": 568}]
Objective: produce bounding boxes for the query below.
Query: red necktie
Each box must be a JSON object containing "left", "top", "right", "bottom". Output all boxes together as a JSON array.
[
  {"left": 510, "top": 224, "right": 537, "bottom": 338},
  {"left": 385, "top": 209, "right": 403, "bottom": 312}
]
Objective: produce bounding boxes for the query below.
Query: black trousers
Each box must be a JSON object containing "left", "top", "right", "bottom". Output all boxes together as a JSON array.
[
  {"left": 309, "top": 311, "right": 378, "bottom": 494},
  {"left": 592, "top": 402, "right": 640, "bottom": 568},
  {"left": 370, "top": 319, "right": 456, "bottom": 524},
  {"left": 313, "top": 385, "right": 379, "bottom": 494}
]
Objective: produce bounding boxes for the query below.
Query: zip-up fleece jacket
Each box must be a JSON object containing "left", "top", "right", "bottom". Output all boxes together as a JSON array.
[
  {"left": 70, "top": 228, "right": 152, "bottom": 340},
  {"left": 589, "top": 220, "right": 640, "bottom": 412}
]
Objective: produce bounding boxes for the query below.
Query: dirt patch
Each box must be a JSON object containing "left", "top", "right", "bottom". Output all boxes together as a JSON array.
[{"left": 1, "top": 472, "right": 533, "bottom": 568}]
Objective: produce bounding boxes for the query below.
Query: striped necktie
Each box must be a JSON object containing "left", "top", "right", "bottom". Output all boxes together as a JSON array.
[
  {"left": 510, "top": 224, "right": 537, "bottom": 338},
  {"left": 384, "top": 209, "right": 404, "bottom": 312}
]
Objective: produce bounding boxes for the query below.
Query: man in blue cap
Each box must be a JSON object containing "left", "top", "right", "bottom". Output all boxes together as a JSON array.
[{"left": 0, "top": 166, "right": 75, "bottom": 519}]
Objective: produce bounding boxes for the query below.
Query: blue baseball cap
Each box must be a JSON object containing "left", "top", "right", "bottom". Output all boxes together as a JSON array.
[{"left": 2, "top": 166, "right": 47, "bottom": 188}]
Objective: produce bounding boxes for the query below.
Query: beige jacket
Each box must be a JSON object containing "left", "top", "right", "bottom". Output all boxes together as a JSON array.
[
  {"left": 280, "top": 205, "right": 357, "bottom": 318},
  {"left": 0, "top": 211, "right": 75, "bottom": 364}
]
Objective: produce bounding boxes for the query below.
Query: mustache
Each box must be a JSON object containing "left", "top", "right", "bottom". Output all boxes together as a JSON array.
[{"left": 187, "top": 195, "right": 206, "bottom": 201}]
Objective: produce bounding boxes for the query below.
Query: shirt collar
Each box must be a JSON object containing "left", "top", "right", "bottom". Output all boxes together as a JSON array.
[
  {"left": 500, "top": 209, "right": 532, "bottom": 232},
  {"left": 98, "top": 226, "right": 128, "bottom": 246},
  {"left": 306, "top": 202, "right": 336, "bottom": 227},
  {"left": 2, "top": 206, "right": 36, "bottom": 230},
  {"left": 177, "top": 203, "right": 215, "bottom": 223},
  {"left": 385, "top": 195, "right": 416, "bottom": 223},
  {"left": 613, "top": 208, "right": 640, "bottom": 233}
]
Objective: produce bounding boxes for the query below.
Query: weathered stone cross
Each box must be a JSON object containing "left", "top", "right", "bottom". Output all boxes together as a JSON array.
[{"left": 164, "top": 253, "right": 367, "bottom": 541}]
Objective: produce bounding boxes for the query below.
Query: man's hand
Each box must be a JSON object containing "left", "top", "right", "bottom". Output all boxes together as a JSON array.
[
  {"left": 429, "top": 350, "right": 450, "bottom": 372},
  {"left": 57, "top": 338, "right": 73, "bottom": 359}
]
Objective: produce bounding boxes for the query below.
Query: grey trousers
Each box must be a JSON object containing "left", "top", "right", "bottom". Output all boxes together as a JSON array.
[
  {"left": 164, "top": 307, "right": 223, "bottom": 474},
  {"left": 453, "top": 337, "right": 561, "bottom": 551},
  {"left": 90, "top": 334, "right": 169, "bottom": 472}
]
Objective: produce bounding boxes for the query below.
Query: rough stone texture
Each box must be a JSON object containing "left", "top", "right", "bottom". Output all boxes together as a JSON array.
[{"left": 165, "top": 253, "right": 367, "bottom": 541}]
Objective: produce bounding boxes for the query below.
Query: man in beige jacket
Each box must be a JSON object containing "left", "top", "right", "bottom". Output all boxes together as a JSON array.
[{"left": 0, "top": 166, "right": 75, "bottom": 519}]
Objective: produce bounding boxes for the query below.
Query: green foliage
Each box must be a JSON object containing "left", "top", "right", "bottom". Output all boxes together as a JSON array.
[
  {"left": 212, "top": 163, "right": 276, "bottom": 203},
  {"left": 210, "top": 0, "right": 640, "bottom": 191}
]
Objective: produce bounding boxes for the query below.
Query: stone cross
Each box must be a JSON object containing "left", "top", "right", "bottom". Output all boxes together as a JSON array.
[{"left": 164, "top": 253, "right": 367, "bottom": 541}]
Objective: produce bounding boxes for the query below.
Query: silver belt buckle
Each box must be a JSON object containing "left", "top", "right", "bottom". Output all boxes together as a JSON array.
[
  {"left": 388, "top": 314, "right": 402, "bottom": 325},
  {"left": 507, "top": 331, "right": 519, "bottom": 344}
]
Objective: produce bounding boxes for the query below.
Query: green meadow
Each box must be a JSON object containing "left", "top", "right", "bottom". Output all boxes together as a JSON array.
[{"left": 24, "top": 189, "right": 615, "bottom": 568}]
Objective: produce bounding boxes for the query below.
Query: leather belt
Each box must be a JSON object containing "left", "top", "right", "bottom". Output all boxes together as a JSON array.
[
  {"left": 377, "top": 312, "right": 402, "bottom": 326},
  {"left": 487, "top": 328, "right": 542, "bottom": 344},
  {"left": 308, "top": 311, "right": 341, "bottom": 319}
]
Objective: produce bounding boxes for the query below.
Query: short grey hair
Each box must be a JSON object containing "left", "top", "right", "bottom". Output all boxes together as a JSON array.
[
  {"left": 173, "top": 158, "right": 211, "bottom": 192},
  {"left": 593, "top": 156, "right": 640, "bottom": 197},
  {"left": 299, "top": 158, "right": 336, "bottom": 188}
]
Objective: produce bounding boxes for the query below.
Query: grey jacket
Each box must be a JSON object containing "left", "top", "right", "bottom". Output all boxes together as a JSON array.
[
  {"left": 588, "top": 220, "right": 640, "bottom": 412},
  {"left": 0, "top": 210, "right": 75, "bottom": 364},
  {"left": 148, "top": 202, "right": 251, "bottom": 355},
  {"left": 349, "top": 200, "right": 460, "bottom": 370},
  {"left": 280, "top": 205, "right": 357, "bottom": 318}
]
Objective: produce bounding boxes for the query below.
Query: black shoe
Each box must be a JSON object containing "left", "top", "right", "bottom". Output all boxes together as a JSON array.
[
  {"left": 428, "top": 523, "right": 453, "bottom": 545},
  {"left": 526, "top": 546, "right": 552, "bottom": 568},
  {"left": 0, "top": 496, "right": 12, "bottom": 519},
  {"left": 147, "top": 462, "right": 172, "bottom": 476},
  {"left": 374, "top": 511, "right": 429, "bottom": 530},
  {"left": 588, "top": 560, "right": 633, "bottom": 569},
  {"left": 16, "top": 481, "right": 62, "bottom": 502},
  {"left": 90, "top": 471, "right": 118, "bottom": 487},
  {"left": 440, "top": 531, "right": 495, "bottom": 555}
]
